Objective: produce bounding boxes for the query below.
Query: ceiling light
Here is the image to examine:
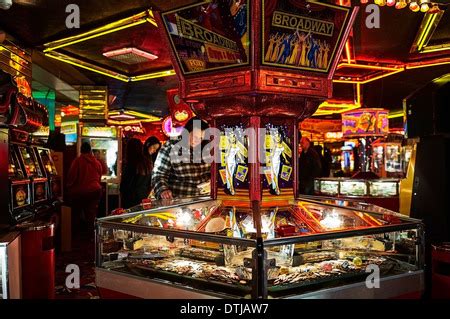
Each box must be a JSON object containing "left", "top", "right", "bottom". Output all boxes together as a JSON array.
[
  {"left": 387, "top": 0, "right": 396, "bottom": 6},
  {"left": 409, "top": 1, "right": 420, "bottom": 11},
  {"left": 103, "top": 47, "right": 158, "bottom": 64},
  {"left": 421, "top": 3, "right": 430, "bottom": 12},
  {"left": 395, "top": 0, "right": 408, "bottom": 9}
]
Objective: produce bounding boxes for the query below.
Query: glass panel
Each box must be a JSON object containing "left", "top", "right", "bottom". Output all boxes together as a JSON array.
[
  {"left": 98, "top": 224, "right": 254, "bottom": 298},
  {"left": 37, "top": 149, "right": 57, "bottom": 175},
  {"left": 319, "top": 180, "right": 339, "bottom": 196},
  {"left": 18, "top": 146, "right": 43, "bottom": 177},
  {"left": 8, "top": 149, "right": 24, "bottom": 179},
  {"left": 369, "top": 181, "right": 398, "bottom": 197},
  {"left": 267, "top": 228, "right": 420, "bottom": 298},
  {"left": 339, "top": 180, "right": 368, "bottom": 196}
]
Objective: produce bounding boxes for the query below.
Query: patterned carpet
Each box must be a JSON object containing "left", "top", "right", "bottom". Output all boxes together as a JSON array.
[{"left": 55, "top": 232, "right": 99, "bottom": 299}]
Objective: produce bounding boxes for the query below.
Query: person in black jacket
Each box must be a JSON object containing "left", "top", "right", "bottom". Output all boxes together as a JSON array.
[
  {"left": 120, "top": 138, "right": 153, "bottom": 208},
  {"left": 298, "top": 137, "right": 322, "bottom": 195}
]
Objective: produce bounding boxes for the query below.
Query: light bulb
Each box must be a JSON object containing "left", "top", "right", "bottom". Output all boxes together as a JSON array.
[
  {"left": 395, "top": 0, "right": 407, "bottom": 9},
  {"left": 409, "top": 1, "right": 420, "bottom": 11},
  {"left": 375, "top": 0, "right": 387, "bottom": 6},
  {"left": 360, "top": 0, "right": 369, "bottom": 3},
  {"left": 387, "top": 0, "right": 396, "bottom": 6},
  {"left": 420, "top": 3, "right": 430, "bottom": 12}
]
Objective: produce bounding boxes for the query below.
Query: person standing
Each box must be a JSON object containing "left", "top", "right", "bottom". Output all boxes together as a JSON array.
[
  {"left": 152, "top": 117, "right": 211, "bottom": 199},
  {"left": 298, "top": 137, "right": 322, "bottom": 195},
  {"left": 144, "top": 136, "right": 162, "bottom": 165},
  {"left": 120, "top": 138, "right": 153, "bottom": 208},
  {"left": 66, "top": 142, "right": 103, "bottom": 236}
]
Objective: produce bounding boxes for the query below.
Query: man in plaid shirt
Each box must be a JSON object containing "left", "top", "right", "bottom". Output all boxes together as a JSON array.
[{"left": 152, "top": 118, "right": 211, "bottom": 199}]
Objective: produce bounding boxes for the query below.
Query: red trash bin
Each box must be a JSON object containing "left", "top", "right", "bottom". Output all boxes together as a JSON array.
[
  {"left": 432, "top": 243, "right": 450, "bottom": 299},
  {"left": 18, "top": 221, "right": 55, "bottom": 299}
]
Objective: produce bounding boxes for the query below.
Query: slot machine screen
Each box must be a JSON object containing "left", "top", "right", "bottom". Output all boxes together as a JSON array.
[
  {"left": 11, "top": 183, "right": 31, "bottom": 209},
  {"left": 8, "top": 149, "right": 25, "bottom": 179},
  {"left": 18, "top": 146, "right": 43, "bottom": 177},
  {"left": 37, "top": 148, "right": 57, "bottom": 176}
]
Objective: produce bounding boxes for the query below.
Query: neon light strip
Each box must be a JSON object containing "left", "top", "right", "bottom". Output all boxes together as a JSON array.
[
  {"left": 337, "top": 63, "right": 401, "bottom": 71},
  {"left": 418, "top": 14, "right": 438, "bottom": 51},
  {"left": 406, "top": 61, "right": 450, "bottom": 69},
  {"left": 43, "top": 20, "right": 147, "bottom": 52},
  {"left": 43, "top": 10, "right": 156, "bottom": 52},
  {"left": 333, "top": 67, "right": 404, "bottom": 84},
  {"left": 130, "top": 70, "right": 176, "bottom": 81},
  {"left": 44, "top": 53, "right": 129, "bottom": 82}
]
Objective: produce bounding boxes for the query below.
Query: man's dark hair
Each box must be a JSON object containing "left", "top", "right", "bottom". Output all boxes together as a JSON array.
[
  {"left": 80, "top": 142, "right": 92, "bottom": 154},
  {"left": 183, "top": 117, "right": 209, "bottom": 133}
]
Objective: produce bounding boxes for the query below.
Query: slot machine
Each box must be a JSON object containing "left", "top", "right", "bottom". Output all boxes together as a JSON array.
[
  {"left": 6, "top": 144, "right": 34, "bottom": 225},
  {"left": 34, "top": 146, "right": 62, "bottom": 205},
  {"left": 14, "top": 143, "right": 51, "bottom": 217}
]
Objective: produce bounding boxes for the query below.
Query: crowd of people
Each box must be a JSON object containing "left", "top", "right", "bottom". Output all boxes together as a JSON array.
[{"left": 66, "top": 118, "right": 332, "bottom": 236}]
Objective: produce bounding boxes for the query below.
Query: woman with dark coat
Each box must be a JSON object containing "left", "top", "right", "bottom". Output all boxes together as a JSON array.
[{"left": 120, "top": 138, "right": 153, "bottom": 208}]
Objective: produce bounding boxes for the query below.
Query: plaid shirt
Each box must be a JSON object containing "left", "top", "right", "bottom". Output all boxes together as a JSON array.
[{"left": 152, "top": 139, "right": 211, "bottom": 199}]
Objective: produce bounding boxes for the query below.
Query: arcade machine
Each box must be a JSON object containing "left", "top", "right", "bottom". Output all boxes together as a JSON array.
[
  {"left": 340, "top": 142, "right": 355, "bottom": 175},
  {"left": 7, "top": 140, "right": 34, "bottom": 224},
  {"left": 96, "top": 0, "right": 423, "bottom": 300},
  {"left": 371, "top": 138, "right": 404, "bottom": 178},
  {"left": 78, "top": 124, "right": 122, "bottom": 214},
  {"left": 35, "top": 146, "right": 62, "bottom": 204},
  {"left": 315, "top": 109, "right": 401, "bottom": 211}
]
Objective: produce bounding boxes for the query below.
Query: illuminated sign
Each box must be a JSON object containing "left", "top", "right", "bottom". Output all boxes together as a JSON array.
[
  {"left": 162, "top": 0, "right": 249, "bottom": 75},
  {"left": 162, "top": 116, "right": 183, "bottom": 137},
  {"left": 342, "top": 109, "right": 389, "bottom": 137},
  {"left": 82, "top": 126, "right": 117, "bottom": 138},
  {"left": 325, "top": 132, "right": 343, "bottom": 139},
  {"left": 272, "top": 11, "right": 334, "bottom": 37},
  {"left": 61, "top": 122, "right": 78, "bottom": 135},
  {"left": 262, "top": 0, "right": 351, "bottom": 73}
]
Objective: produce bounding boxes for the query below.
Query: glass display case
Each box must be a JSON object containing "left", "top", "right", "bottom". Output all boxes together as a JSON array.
[
  {"left": 339, "top": 179, "right": 368, "bottom": 197},
  {"left": 96, "top": 197, "right": 424, "bottom": 299},
  {"left": 369, "top": 179, "right": 399, "bottom": 197},
  {"left": 315, "top": 178, "right": 400, "bottom": 198}
]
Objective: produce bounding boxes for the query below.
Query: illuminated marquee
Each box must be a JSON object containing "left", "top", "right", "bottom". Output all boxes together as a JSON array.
[
  {"left": 272, "top": 11, "right": 334, "bottom": 37},
  {"left": 177, "top": 16, "right": 239, "bottom": 52}
]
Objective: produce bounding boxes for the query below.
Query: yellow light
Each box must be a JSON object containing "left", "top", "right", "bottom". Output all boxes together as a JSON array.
[
  {"left": 338, "top": 63, "right": 400, "bottom": 72},
  {"left": 333, "top": 67, "right": 404, "bottom": 84},
  {"left": 388, "top": 110, "right": 404, "bottom": 119},
  {"left": 45, "top": 53, "right": 129, "bottom": 82},
  {"left": 420, "top": 3, "right": 430, "bottom": 12},
  {"left": 130, "top": 70, "right": 176, "bottom": 81},
  {"left": 375, "top": 0, "right": 387, "bottom": 6},
  {"left": 146, "top": 18, "right": 158, "bottom": 27},
  {"left": 417, "top": 14, "right": 438, "bottom": 51},
  {"left": 44, "top": 20, "right": 147, "bottom": 52},
  {"left": 43, "top": 11, "right": 156, "bottom": 52},
  {"left": 395, "top": 0, "right": 407, "bottom": 9},
  {"left": 421, "top": 46, "right": 450, "bottom": 54},
  {"left": 406, "top": 60, "right": 450, "bottom": 69}
]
